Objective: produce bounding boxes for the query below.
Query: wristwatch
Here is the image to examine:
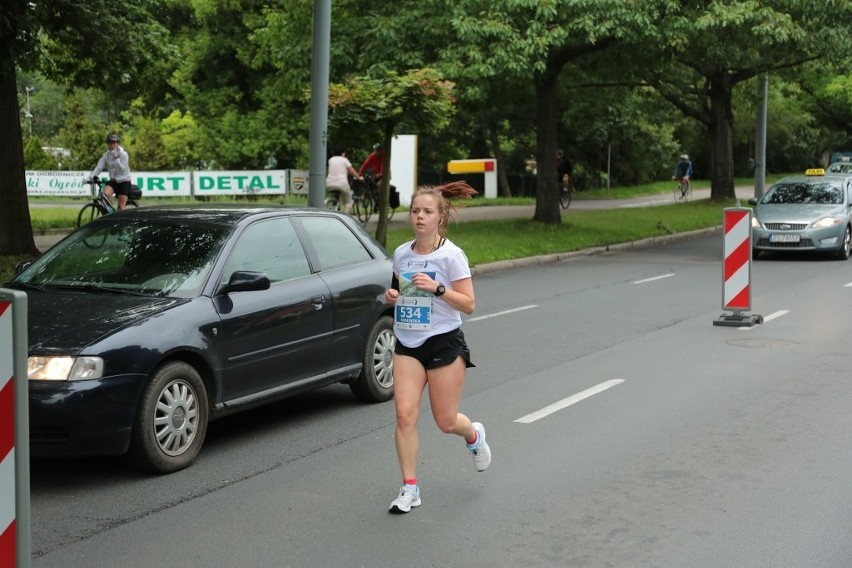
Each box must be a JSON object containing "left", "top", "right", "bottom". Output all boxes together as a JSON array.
[{"left": 434, "top": 284, "right": 446, "bottom": 297}]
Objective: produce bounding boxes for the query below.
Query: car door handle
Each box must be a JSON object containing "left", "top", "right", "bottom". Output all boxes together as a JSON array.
[{"left": 311, "top": 295, "right": 326, "bottom": 310}]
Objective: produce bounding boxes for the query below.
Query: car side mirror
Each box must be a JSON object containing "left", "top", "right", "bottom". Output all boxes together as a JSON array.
[
  {"left": 747, "top": 198, "right": 757, "bottom": 206},
  {"left": 220, "top": 271, "right": 271, "bottom": 295}
]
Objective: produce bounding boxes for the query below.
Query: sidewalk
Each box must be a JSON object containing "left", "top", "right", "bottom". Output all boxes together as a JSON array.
[{"left": 33, "top": 186, "right": 757, "bottom": 253}]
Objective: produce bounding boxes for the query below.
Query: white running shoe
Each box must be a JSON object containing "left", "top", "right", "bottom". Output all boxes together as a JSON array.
[
  {"left": 388, "top": 484, "right": 421, "bottom": 514},
  {"left": 467, "top": 422, "right": 491, "bottom": 472}
]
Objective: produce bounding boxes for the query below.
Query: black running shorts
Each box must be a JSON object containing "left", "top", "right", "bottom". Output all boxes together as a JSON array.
[{"left": 394, "top": 328, "right": 475, "bottom": 370}]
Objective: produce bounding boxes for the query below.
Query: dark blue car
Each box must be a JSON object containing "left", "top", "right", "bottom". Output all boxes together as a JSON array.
[{"left": 10, "top": 206, "right": 395, "bottom": 473}]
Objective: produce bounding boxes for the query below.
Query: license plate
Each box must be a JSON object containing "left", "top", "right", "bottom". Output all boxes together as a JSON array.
[{"left": 769, "top": 233, "right": 801, "bottom": 243}]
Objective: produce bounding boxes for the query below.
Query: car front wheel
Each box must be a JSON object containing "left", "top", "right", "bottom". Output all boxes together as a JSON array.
[
  {"left": 350, "top": 315, "right": 395, "bottom": 402},
  {"left": 835, "top": 226, "right": 851, "bottom": 260},
  {"left": 128, "top": 361, "right": 209, "bottom": 473}
]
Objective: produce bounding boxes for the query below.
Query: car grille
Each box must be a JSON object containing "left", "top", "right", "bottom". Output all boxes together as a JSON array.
[
  {"left": 764, "top": 223, "right": 808, "bottom": 230},
  {"left": 755, "top": 237, "right": 814, "bottom": 248}
]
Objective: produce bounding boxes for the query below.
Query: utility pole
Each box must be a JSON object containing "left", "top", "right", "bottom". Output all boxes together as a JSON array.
[
  {"left": 754, "top": 76, "right": 768, "bottom": 200},
  {"left": 307, "top": 1, "right": 330, "bottom": 208},
  {"left": 24, "top": 86, "right": 34, "bottom": 137}
]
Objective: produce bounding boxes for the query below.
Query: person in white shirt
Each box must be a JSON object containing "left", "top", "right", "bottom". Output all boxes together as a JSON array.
[
  {"left": 325, "top": 147, "right": 362, "bottom": 214},
  {"left": 89, "top": 133, "right": 133, "bottom": 210},
  {"left": 383, "top": 181, "right": 492, "bottom": 514}
]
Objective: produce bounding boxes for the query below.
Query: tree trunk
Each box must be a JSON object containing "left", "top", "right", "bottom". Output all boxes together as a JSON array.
[
  {"left": 0, "top": 39, "right": 39, "bottom": 257},
  {"left": 487, "top": 124, "right": 512, "bottom": 197},
  {"left": 708, "top": 73, "right": 736, "bottom": 200},
  {"left": 373, "top": 122, "right": 394, "bottom": 247},
  {"left": 533, "top": 69, "right": 562, "bottom": 224}
]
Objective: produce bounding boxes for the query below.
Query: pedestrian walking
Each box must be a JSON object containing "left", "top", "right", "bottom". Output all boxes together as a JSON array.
[{"left": 383, "top": 181, "right": 492, "bottom": 514}]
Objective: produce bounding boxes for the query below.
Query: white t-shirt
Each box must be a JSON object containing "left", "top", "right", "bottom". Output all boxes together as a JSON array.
[
  {"left": 392, "top": 238, "right": 471, "bottom": 348},
  {"left": 326, "top": 155, "right": 352, "bottom": 188}
]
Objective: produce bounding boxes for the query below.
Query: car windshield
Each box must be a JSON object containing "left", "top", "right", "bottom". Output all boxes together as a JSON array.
[
  {"left": 760, "top": 182, "right": 843, "bottom": 205},
  {"left": 14, "top": 218, "right": 231, "bottom": 298},
  {"left": 827, "top": 163, "right": 852, "bottom": 174}
]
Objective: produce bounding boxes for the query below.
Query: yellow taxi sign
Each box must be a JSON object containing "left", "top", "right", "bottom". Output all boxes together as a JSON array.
[{"left": 805, "top": 168, "right": 825, "bottom": 176}]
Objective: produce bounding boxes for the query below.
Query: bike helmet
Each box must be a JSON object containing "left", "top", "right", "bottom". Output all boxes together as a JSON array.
[
  {"left": 373, "top": 143, "right": 382, "bottom": 151},
  {"left": 106, "top": 133, "right": 120, "bottom": 143},
  {"left": 680, "top": 153, "right": 689, "bottom": 160}
]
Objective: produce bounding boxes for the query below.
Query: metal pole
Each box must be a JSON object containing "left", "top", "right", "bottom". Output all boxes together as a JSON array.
[
  {"left": 754, "top": 75, "right": 768, "bottom": 200},
  {"left": 307, "top": 0, "right": 331, "bottom": 208},
  {"left": 607, "top": 142, "right": 611, "bottom": 190},
  {"left": 24, "top": 86, "right": 34, "bottom": 137}
]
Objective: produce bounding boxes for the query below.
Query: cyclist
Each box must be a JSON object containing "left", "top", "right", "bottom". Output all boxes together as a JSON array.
[
  {"left": 326, "top": 146, "right": 362, "bottom": 214},
  {"left": 358, "top": 143, "right": 385, "bottom": 183},
  {"left": 672, "top": 153, "right": 693, "bottom": 189},
  {"left": 556, "top": 148, "right": 573, "bottom": 191},
  {"left": 89, "top": 133, "right": 133, "bottom": 211}
]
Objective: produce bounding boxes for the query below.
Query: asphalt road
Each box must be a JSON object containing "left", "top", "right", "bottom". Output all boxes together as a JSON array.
[{"left": 28, "top": 226, "right": 852, "bottom": 567}]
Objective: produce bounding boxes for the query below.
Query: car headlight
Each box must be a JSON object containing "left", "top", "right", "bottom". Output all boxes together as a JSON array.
[
  {"left": 28, "top": 356, "right": 104, "bottom": 381},
  {"left": 812, "top": 216, "right": 843, "bottom": 228},
  {"left": 751, "top": 216, "right": 762, "bottom": 229}
]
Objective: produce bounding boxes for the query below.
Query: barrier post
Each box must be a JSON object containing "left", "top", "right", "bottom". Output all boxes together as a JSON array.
[
  {"left": 713, "top": 207, "right": 763, "bottom": 327},
  {"left": 447, "top": 159, "right": 497, "bottom": 198},
  {"left": 0, "top": 289, "right": 31, "bottom": 567}
]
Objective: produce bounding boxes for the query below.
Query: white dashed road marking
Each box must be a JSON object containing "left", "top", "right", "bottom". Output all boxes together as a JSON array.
[
  {"left": 633, "top": 273, "right": 675, "bottom": 284},
  {"left": 514, "top": 379, "right": 625, "bottom": 424},
  {"left": 468, "top": 304, "right": 537, "bottom": 323}
]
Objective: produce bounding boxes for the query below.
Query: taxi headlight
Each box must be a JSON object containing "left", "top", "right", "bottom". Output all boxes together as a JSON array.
[
  {"left": 812, "top": 216, "right": 843, "bottom": 228},
  {"left": 28, "top": 356, "right": 104, "bottom": 381}
]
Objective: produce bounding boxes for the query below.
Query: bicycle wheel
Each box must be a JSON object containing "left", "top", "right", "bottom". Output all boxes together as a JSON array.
[
  {"left": 77, "top": 203, "right": 102, "bottom": 228},
  {"left": 673, "top": 182, "right": 686, "bottom": 202},
  {"left": 560, "top": 185, "right": 572, "bottom": 209},
  {"left": 683, "top": 181, "right": 692, "bottom": 201},
  {"left": 325, "top": 196, "right": 340, "bottom": 211},
  {"left": 355, "top": 193, "right": 373, "bottom": 224}
]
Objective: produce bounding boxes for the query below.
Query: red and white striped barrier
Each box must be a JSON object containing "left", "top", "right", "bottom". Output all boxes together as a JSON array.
[
  {"left": 0, "top": 290, "right": 30, "bottom": 568},
  {"left": 715, "top": 207, "right": 762, "bottom": 327},
  {"left": 723, "top": 208, "right": 751, "bottom": 310},
  {"left": 1, "top": 300, "right": 17, "bottom": 566}
]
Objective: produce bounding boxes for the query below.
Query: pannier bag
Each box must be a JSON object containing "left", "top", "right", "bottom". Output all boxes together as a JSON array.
[{"left": 389, "top": 186, "right": 400, "bottom": 209}]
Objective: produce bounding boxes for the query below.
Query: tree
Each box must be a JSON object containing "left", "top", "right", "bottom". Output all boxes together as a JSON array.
[
  {"left": 794, "top": 61, "right": 852, "bottom": 158},
  {"left": 1, "top": 0, "right": 170, "bottom": 256},
  {"left": 440, "top": 0, "right": 654, "bottom": 223},
  {"left": 1, "top": 0, "right": 39, "bottom": 255},
  {"left": 169, "top": 0, "right": 313, "bottom": 169},
  {"left": 635, "top": 0, "right": 852, "bottom": 199},
  {"left": 23, "top": 136, "right": 59, "bottom": 170},
  {"left": 55, "top": 94, "right": 108, "bottom": 171},
  {"left": 327, "top": 68, "right": 456, "bottom": 245}
]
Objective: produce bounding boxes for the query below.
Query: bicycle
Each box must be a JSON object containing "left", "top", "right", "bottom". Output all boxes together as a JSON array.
[
  {"left": 77, "top": 176, "right": 140, "bottom": 228},
  {"left": 559, "top": 180, "right": 574, "bottom": 209},
  {"left": 357, "top": 172, "right": 397, "bottom": 223},
  {"left": 673, "top": 178, "right": 692, "bottom": 202}
]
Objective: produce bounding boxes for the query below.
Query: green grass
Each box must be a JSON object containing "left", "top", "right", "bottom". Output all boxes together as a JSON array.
[{"left": 386, "top": 198, "right": 738, "bottom": 266}]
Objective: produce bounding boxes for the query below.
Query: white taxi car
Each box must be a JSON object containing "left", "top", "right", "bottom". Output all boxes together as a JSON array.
[{"left": 749, "top": 169, "right": 852, "bottom": 259}]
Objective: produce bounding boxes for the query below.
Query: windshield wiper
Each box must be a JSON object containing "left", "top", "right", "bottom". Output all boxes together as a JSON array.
[
  {"left": 8, "top": 281, "right": 48, "bottom": 292},
  {"left": 47, "top": 283, "right": 151, "bottom": 297}
]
